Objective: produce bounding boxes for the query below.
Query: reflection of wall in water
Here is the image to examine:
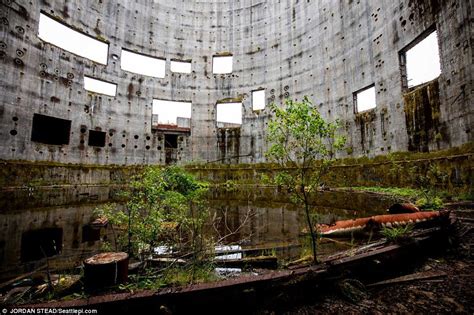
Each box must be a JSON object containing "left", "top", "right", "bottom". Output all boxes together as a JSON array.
[
  {"left": 0, "top": 204, "right": 109, "bottom": 281},
  {"left": 212, "top": 188, "right": 395, "bottom": 218},
  {"left": 213, "top": 205, "right": 242, "bottom": 244},
  {"left": 0, "top": 185, "right": 123, "bottom": 212},
  {"left": 246, "top": 204, "right": 299, "bottom": 247},
  {"left": 214, "top": 202, "right": 299, "bottom": 247}
]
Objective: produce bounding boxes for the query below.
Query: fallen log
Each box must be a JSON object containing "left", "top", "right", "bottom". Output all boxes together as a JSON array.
[
  {"left": 214, "top": 243, "right": 301, "bottom": 256},
  {"left": 147, "top": 257, "right": 187, "bottom": 268},
  {"left": 367, "top": 270, "right": 447, "bottom": 287},
  {"left": 214, "top": 256, "right": 278, "bottom": 269},
  {"left": 0, "top": 265, "right": 47, "bottom": 291},
  {"left": 148, "top": 256, "right": 278, "bottom": 269}
]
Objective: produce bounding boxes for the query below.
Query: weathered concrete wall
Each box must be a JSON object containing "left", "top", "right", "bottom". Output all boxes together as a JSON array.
[
  {"left": 0, "top": 204, "right": 106, "bottom": 281},
  {"left": 0, "top": 145, "right": 471, "bottom": 212},
  {"left": 0, "top": 146, "right": 470, "bottom": 279},
  {"left": 191, "top": 144, "right": 473, "bottom": 195},
  {"left": 0, "top": 161, "right": 140, "bottom": 210},
  {"left": 0, "top": 0, "right": 471, "bottom": 165}
]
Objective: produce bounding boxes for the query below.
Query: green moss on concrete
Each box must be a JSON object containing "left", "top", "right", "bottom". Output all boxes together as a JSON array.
[
  {"left": 403, "top": 78, "right": 445, "bottom": 152},
  {"left": 0, "top": 160, "right": 144, "bottom": 188},
  {"left": 186, "top": 144, "right": 473, "bottom": 195}
]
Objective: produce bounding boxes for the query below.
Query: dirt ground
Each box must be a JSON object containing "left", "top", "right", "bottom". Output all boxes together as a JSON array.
[
  {"left": 267, "top": 207, "right": 474, "bottom": 314},
  {"left": 286, "top": 256, "right": 473, "bottom": 314}
]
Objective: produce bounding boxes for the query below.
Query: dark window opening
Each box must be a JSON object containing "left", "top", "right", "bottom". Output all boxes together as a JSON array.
[
  {"left": 21, "top": 228, "right": 63, "bottom": 262},
  {"left": 31, "top": 114, "right": 71, "bottom": 145},
  {"left": 82, "top": 225, "right": 101, "bottom": 243},
  {"left": 165, "top": 134, "right": 178, "bottom": 149},
  {"left": 88, "top": 130, "right": 106, "bottom": 147}
]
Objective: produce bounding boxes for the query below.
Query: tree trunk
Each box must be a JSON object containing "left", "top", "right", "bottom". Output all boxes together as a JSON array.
[{"left": 303, "top": 190, "right": 318, "bottom": 264}]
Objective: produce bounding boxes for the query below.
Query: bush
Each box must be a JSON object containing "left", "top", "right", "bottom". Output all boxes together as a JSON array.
[
  {"left": 416, "top": 196, "right": 443, "bottom": 210},
  {"left": 94, "top": 166, "right": 210, "bottom": 260},
  {"left": 380, "top": 224, "right": 414, "bottom": 243}
]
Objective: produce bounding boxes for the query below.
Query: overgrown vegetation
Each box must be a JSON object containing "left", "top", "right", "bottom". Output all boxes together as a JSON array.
[
  {"left": 118, "top": 264, "right": 218, "bottom": 292},
  {"left": 380, "top": 224, "right": 414, "bottom": 243},
  {"left": 94, "top": 166, "right": 213, "bottom": 281},
  {"left": 353, "top": 156, "right": 450, "bottom": 210},
  {"left": 350, "top": 186, "right": 422, "bottom": 199},
  {"left": 409, "top": 163, "right": 447, "bottom": 210},
  {"left": 265, "top": 96, "right": 346, "bottom": 263}
]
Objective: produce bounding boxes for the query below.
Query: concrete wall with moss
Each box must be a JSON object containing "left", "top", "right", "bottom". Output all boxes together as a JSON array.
[
  {"left": 0, "top": 144, "right": 471, "bottom": 212},
  {"left": 189, "top": 144, "right": 473, "bottom": 196},
  {"left": 0, "top": 145, "right": 471, "bottom": 279},
  {"left": 0, "top": 0, "right": 472, "bottom": 165},
  {"left": 0, "top": 161, "right": 141, "bottom": 211}
]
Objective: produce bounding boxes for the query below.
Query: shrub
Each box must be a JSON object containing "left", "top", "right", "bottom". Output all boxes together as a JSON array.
[{"left": 380, "top": 224, "right": 414, "bottom": 243}]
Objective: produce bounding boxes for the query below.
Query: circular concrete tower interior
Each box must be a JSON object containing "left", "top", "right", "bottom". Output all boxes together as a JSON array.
[
  {"left": 0, "top": 0, "right": 473, "bottom": 300},
  {"left": 0, "top": 0, "right": 471, "bottom": 166}
]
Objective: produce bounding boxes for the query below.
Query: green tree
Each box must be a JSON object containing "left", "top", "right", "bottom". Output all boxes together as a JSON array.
[
  {"left": 265, "top": 96, "right": 346, "bottom": 263},
  {"left": 94, "top": 166, "right": 210, "bottom": 261}
]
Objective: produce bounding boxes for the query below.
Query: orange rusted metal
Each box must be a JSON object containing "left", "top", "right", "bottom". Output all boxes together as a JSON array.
[
  {"left": 318, "top": 210, "right": 447, "bottom": 237},
  {"left": 387, "top": 203, "right": 420, "bottom": 214},
  {"left": 153, "top": 124, "right": 191, "bottom": 133}
]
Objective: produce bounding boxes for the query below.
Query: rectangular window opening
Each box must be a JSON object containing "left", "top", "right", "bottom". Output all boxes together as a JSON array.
[
  {"left": 400, "top": 28, "right": 441, "bottom": 89},
  {"left": 213, "top": 55, "right": 233, "bottom": 74},
  {"left": 152, "top": 99, "right": 192, "bottom": 125},
  {"left": 84, "top": 76, "right": 117, "bottom": 96},
  {"left": 165, "top": 134, "right": 178, "bottom": 149},
  {"left": 82, "top": 225, "right": 101, "bottom": 243},
  {"left": 252, "top": 89, "right": 266, "bottom": 111},
  {"left": 38, "top": 12, "right": 108, "bottom": 65},
  {"left": 121, "top": 49, "right": 165, "bottom": 78},
  {"left": 88, "top": 130, "right": 106, "bottom": 147},
  {"left": 217, "top": 102, "right": 242, "bottom": 125},
  {"left": 31, "top": 114, "right": 71, "bottom": 145},
  {"left": 21, "top": 228, "right": 63, "bottom": 262},
  {"left": 170, "top": 60, "right": 192, "bottom": 73},
  {"left": 354, "top": 85, "right": 376, "bottom": 113}
]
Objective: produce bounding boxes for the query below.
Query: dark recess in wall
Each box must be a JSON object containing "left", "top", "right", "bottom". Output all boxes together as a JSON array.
[
  {"left": 31, "top": 114, "right": 71, "bottom": 145},
  {"left": 165, "top": 134, "right": 178, "bottom": 149},
  {"left": 20, "top": 227, "right": 63, "bottom": 262},
  {"left": 82, "top": 225, "right": 101, "bottom": 243},
  {"left": 88, "top": 130, "right": 106, "bottom": 147}
]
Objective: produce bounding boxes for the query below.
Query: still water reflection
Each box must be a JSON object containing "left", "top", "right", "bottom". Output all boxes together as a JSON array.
[{"left": 0, "top": 188, "right": 397, "bottom": 280}]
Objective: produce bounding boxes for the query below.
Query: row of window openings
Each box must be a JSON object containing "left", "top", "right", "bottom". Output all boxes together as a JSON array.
[
  {"left": 38, "top": 12, "right": 232, "bottom": 76},
  {"left": 152, "top": 90, "right": 265, "bottom": 125},
  {"left": 38, "top": 12, "right": 441, "bottom": 114},
  {"left": 31, "top": 112, "right": 227, "bottom": 150},
  {"left": 355, "top": 30, "right": 441, "bottom": 113},
  {"left": 82, "top": 78, "right": 263, "bottom": 124}
]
